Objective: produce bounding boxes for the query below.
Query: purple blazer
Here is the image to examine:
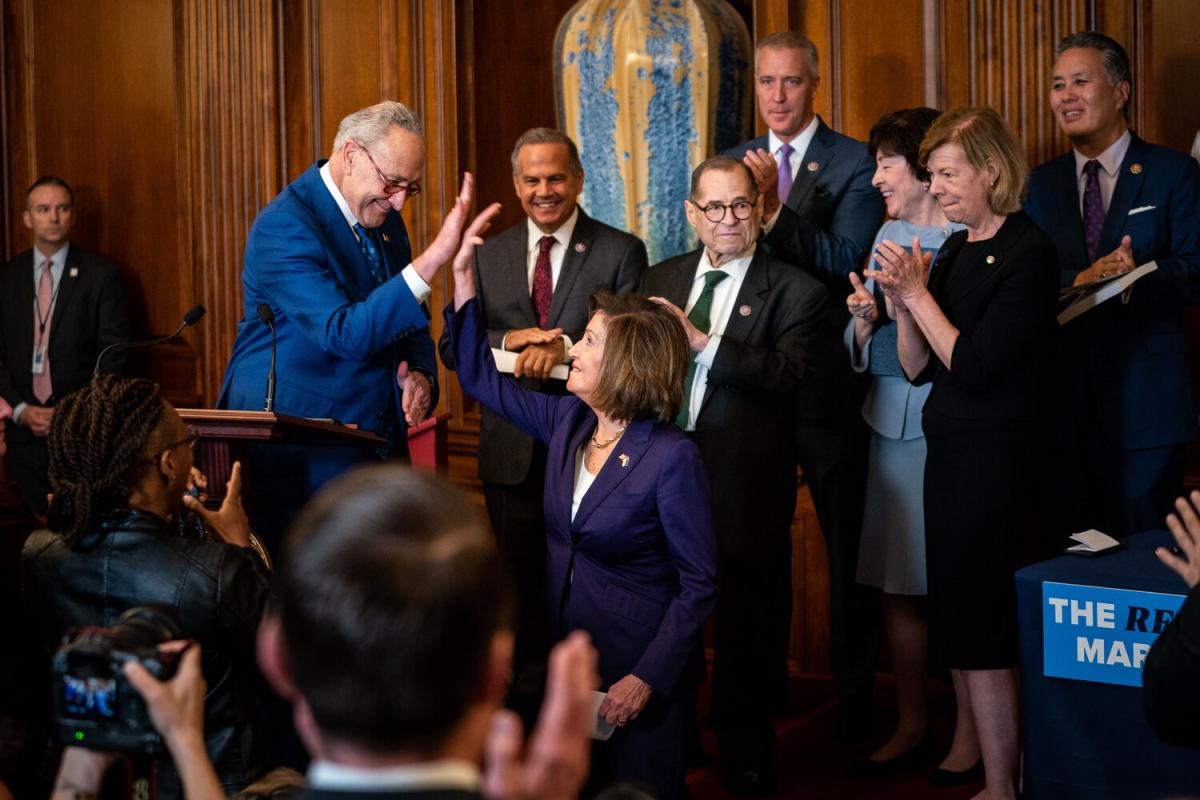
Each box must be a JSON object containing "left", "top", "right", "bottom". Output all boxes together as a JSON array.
[{"left": 446, "top": 299, "right": 717, "bottom": 695}]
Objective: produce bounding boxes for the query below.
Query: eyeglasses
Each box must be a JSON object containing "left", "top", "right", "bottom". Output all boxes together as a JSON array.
[
  {"left": 356, "top": 143, "right": 422, "bottom": 197},
  {"left": 163, "top": 426, "right": 200, "bottom": 453},
  {"left": 697, "top": 199, "right": 757, "bottom": 223}
]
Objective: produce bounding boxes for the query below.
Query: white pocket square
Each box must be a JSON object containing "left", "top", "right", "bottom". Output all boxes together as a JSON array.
[{"left": 1128, "top": 205, "right": 1156, "bottom": 216}]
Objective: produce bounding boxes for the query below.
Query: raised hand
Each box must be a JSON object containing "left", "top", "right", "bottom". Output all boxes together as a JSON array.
[
  {"left": 451, "top": 202, "right": 503, "bottom": 309},
  {"left": 846, "top": 272, "right": 878, "bottom": 323},
  {"left": 743, "top": 148, "right": 781, "bottom": 218}
]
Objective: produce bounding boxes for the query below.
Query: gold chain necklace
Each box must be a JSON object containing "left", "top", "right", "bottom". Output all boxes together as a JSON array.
[{"left": 590, "top": 424, "right": 627, "bottom": 449}]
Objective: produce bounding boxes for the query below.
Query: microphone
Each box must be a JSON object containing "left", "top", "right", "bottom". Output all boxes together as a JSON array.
[
  {"left": 257, "top": 303, "right": 277, "bottom": 412},
  {"left": 93, "top": 304, "right": 206, "bottom": 379}
]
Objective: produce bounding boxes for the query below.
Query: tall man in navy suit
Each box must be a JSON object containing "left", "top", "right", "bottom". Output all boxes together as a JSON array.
[
  {"left": 1026, "top": 32, "right": 1200, "bottom": 538},
  {"left": 0, "top": 176, "right": 129, "bottom": 514},
  {"left": 219, "top": 101, "right": 484, "bottom": 545},
  {"left": 643, "top": 156, "right": 826, "bottom": 794},
  {"left": 438, "top": 128, "right": 646, "bottom": 722},
  {"left": 726, "top": 31, "right": 884, "bottom": 736}
]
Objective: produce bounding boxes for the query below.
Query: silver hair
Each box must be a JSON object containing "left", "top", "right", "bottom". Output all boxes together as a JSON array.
[
  {"left": 755, "top": 31, "right": 820, "bottom": 80},
  {"left": 331, "top": 101, "right": 424, "bottom": 154}
]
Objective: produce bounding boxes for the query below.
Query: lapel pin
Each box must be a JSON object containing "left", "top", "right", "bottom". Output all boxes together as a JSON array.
[
  {"left": 807, "top": 161, "right": 820, "bottom": 172},
  {"left": 1130, "top": 163, "right": 1142, "bottom": 175},
  {"left": 381, "top": 232, "right": 390, "bottom": 242},
  {"left": 739, "top": 304, "right": 752, "bottom": 316},
  {"left": 574, "top": 242, "right": 587, "bottom": 252},
  {"left": 986, "top": 255, "right": 996, "bottom": 264},
  {"left": 618, "top": 454, "right": 630, "bottom": 468},
  {"left": 69, "top": 267, "right": 78, "bottom": 278}
]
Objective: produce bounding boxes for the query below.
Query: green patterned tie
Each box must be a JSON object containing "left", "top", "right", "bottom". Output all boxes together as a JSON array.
[{"left": 676, "top": 269, "right": 730, "bottom": 429}]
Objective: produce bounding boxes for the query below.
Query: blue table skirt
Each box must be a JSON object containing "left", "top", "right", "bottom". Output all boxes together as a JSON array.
[{"left": 1016, "top": 531, "right": 1200, "bottom": 799}]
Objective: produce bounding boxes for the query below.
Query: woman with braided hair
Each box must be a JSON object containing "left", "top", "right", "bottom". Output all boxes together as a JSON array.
[{"left": 21, "top": 375, "right": 272, "bottom": 798}]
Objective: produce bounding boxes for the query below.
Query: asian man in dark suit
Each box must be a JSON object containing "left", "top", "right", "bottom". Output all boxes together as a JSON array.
[
  {"left": 0, "top": 176, "right": 129, "bottom": 514},
  {"left": 642, "top": 156, "right": 825, "bottom": 795},
  {"left": 219, "top": 101, "right": 488, "bottom": 546},
  {"left": 1026, "top": 31, "right": 1200, "bottom": 539},
  {"left": 438, "top": 129, "right": 646, "bottom": 719},
  {"left": 726, "top": 30, "right": 885, "bottom": 736}
]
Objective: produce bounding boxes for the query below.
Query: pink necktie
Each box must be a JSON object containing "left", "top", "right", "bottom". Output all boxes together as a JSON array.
[{"left": 33, "top": 259, "right": 53, "bottom": 404}]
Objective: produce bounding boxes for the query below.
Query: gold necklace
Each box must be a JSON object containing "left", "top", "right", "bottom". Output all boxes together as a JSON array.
[{"left": 590, "top": 424, "right": 627, "bottom": 449}]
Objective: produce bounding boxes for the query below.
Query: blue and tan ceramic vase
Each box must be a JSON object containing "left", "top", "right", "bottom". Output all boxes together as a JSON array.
[{"left": 555, "top": 0, "right": 752, "bottom": 263}]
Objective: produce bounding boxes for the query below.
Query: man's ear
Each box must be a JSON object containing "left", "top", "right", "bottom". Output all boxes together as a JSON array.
[
  {"left": 257, "top": 613, "right": 299, "bottom": 702},
  {"left": 22, "top": 210, "right": 32, "bottom": 231},
  {"left": 482, "top": 630, "right": 515, "bottom": 706}
]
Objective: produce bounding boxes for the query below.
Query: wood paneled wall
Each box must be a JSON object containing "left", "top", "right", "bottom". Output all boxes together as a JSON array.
[{"left": 2, "top": 0, "right": 1198, "bottom": 673}]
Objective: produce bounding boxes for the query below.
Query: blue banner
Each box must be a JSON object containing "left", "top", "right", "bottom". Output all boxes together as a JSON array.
[{"left": 1042, "top": 581, "right": 1185, "bottom": 687}]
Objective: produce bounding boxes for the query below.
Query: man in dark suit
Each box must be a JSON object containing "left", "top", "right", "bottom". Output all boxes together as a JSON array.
[
  {"left": 642, "top": 156, "right": 826, "bottom": 795},
  {"left": 438, "top": 128, "right": 646, "bottom": 718},
  {"left": 725, "top": 30, "right": 885, "bottom": 735},
  {"left": 0, "top": 176, "right": 129, "bottom": 514},
  {"left": 219, "top": 101, "right": 484, "bottom": 545},
  {"left": 1026, "top": 31, "right": 1200, "bottom": 539},
  {"left": 255, "top": 465, "right": 597, "bottom": 800}
]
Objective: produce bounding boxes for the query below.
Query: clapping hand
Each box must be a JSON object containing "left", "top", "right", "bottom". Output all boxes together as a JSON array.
[
  {"left": 846, "top": 272, "right": 878, "bottom": 322},
  {"left": 1158, "top": 490, "right": 1200, "bottom": 589},
  {"left": 742, "top": 148, "right": 782, "bottom": 218},
  {"left": 451, "top": 202, "right": 503, "bottom": 309},
  {"left": 865, "top": 236, "right": 931, "bottom": 304}
]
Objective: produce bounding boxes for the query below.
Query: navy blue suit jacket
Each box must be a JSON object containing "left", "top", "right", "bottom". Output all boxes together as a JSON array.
[
  {"left": 726, "top": 117, "right": 882, "bottom": 419},
  {"left": 219, "top": 161, "right": 436, "bottom": 451},
  {"left": 446, "top": 299, "right": 717, "bottom": 695},
  {"left": 1025, "top": 134, "right": 1200, "bottom": 449},
  {"left": 725, "top": 117, "right": 883, "bottom": 285}
]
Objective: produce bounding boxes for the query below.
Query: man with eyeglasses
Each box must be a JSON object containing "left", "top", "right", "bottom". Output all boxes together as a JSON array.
[
  {"left": 219, "top": 100, "right": 491, "bottom": 548},
  {"left": 727, "top": 30, "right": 885, "bottom": 746},
  {"left": 641, "top": 155, "right": 826, "bottom": 795}
]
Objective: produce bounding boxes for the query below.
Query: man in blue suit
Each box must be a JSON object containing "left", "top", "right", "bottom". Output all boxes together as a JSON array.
[
  {"left": 726, "top": 31, "right": 884, "bottom": 739},
  {"left": 1026, "top": 32, "right": 1200, "bottom": 539},
  {"left": 219, "top": 101, "right": 481, "bottom": 545}
]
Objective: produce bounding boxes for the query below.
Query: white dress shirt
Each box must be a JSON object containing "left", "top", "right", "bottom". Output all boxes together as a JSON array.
[
  {"left": 680, "top": 246, "right": 754, "bottom": 431},
  {"left": 308, "top": 758, "right": 482, "bottom": 793},
  {"left": 762, "top": 115, "right": 820, "bottom": 233},
  {"left": 1073, "top": 128, "right": 1132, "bottom": 217},
  {"left": 14, "top": 243, "right": 68, "bottom": 423},
  {"left": 319, "top": 162, "right": 431, "bottom": 303}
]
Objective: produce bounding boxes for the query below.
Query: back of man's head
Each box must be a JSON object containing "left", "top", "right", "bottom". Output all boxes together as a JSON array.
[{"left": 277, "top": 465, "right": 511, "bottom": 754}]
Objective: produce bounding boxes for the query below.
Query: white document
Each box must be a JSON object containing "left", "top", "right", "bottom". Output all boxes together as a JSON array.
[
  {"left": 491, "top": 347, "right": 570, "bottom": 381},
  {"left": 1057, "top": 261, "right": 1158, "bottom": 326},
  {"left": 589, "top": 691, "right": 616, "bottom": 741},
  {"left": 1067, "top": 529, "right": 1122, "bottom": 554}
]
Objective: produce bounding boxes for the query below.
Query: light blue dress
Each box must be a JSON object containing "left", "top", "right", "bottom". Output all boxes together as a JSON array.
[{"left": 847, "top": 218, "right": 963, "bottom": 594}]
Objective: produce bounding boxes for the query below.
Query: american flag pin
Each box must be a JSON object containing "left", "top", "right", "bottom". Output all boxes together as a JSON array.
[
  {"left": 382, "top": 232, "right": 390, "bottom": 242},
  {"left": 618, "top": 454, "right": 630, "bottom": 468},
  {"left": 574, "top": 242, "right": 587, "bottom": 252},
  {"left": 739, "top": 304, "right": 752, "bottom": 316}
]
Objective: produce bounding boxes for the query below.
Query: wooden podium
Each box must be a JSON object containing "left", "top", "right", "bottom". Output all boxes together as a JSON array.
[
  {"left": 177, "top": 409, "right": 446, "bottom": 500},
  {"left": 177, "top": 409, "right": 383, "bottom": 501}
]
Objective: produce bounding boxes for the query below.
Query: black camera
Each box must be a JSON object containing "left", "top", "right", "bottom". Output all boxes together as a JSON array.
[{"left": 52, "top": 604, "right": 185, "bottom": 755}]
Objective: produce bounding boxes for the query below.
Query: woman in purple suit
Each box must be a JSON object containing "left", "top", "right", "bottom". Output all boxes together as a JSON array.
[{"left": 444, "top": 219, "right": 718, "bottom": 799}]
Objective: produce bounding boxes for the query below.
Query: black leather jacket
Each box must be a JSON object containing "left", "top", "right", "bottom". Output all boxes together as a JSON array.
[{"left": 21, "top": 507, "right": 272, "bottom": 797}]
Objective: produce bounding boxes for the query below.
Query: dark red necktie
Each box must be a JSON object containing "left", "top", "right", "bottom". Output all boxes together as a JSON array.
[{"left": 532, "top": 235, "right": 555, "bottom": 328}]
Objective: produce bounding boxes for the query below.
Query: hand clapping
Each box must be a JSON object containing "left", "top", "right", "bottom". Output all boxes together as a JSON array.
[{"left": 864, "top": 235, "right": 931, "bottom": 305}]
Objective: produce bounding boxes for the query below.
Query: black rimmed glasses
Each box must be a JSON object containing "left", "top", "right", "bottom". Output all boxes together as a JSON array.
[
  {"left": 164, "top": 426, "right": 200, "bottom": 452},
  {"left": 357, "top": 142, "right": 422, "bottom": 197},
  {"left": 698, "top": 199, "right": 757, "bottom": 223}
]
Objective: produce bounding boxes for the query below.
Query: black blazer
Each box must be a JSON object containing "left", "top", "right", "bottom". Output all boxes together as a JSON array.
[
  {"left": 641, "top": 249, "right": 826, "bottom": 559},
  {"left": 0, "top": 245, "right": 128, "bottom": 432},
  {"left": 439, "top": 210, "right": 646, "bottom": 485},
  {"left": 914, "top": 212, "right": 1059, "bottom": 426},
  {"left": 303, "top": 789, "right": 482, "bottom": 800}
]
